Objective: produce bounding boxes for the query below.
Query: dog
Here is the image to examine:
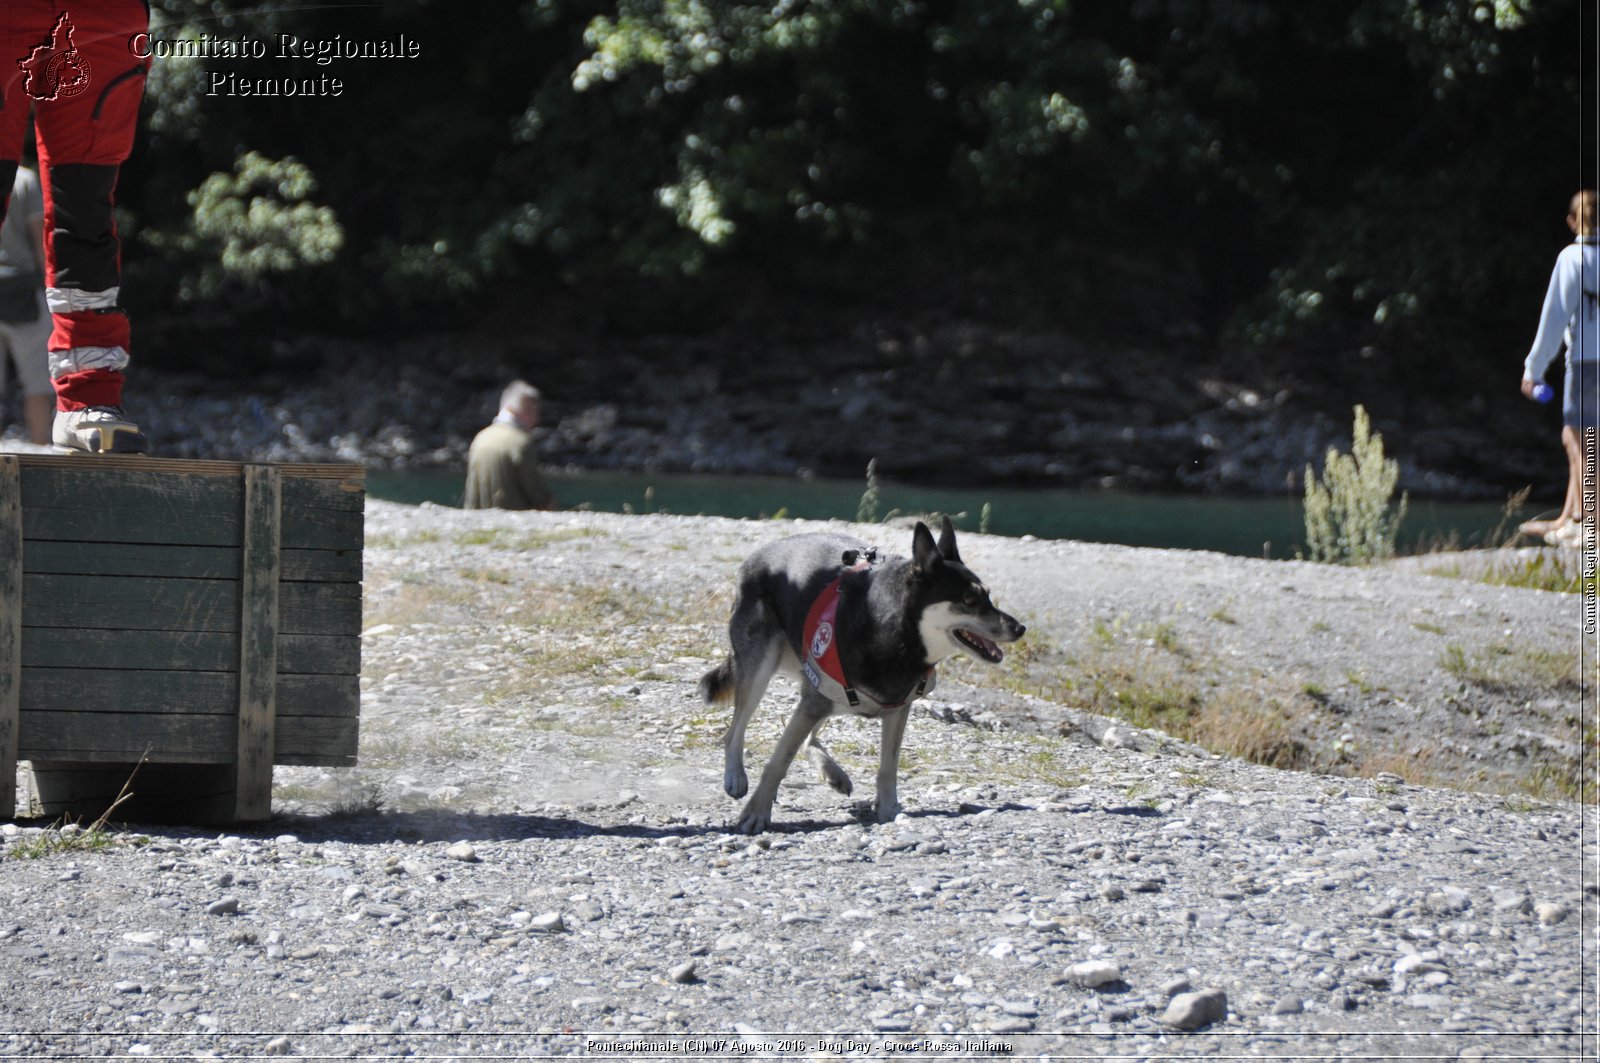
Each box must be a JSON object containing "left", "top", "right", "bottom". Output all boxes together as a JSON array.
[{"left": 699, "top": 516, "right": 1026, "bottom": 834}]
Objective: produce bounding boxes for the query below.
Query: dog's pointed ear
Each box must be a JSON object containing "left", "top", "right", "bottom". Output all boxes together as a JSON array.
[
  {"left": 937, "top": 514, "right": 961, "bottom": 563},
  {"left": 912, "top": 521, "right": 942, "bottom": 577}
]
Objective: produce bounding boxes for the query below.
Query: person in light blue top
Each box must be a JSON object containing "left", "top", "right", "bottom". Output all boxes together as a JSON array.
[{"left": 1519, "top": 189, "right": 1597, "bottom": 546}]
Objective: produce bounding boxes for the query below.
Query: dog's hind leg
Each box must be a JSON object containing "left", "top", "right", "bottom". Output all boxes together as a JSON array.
[
  {"left": 736, "top": 691, "right": 831, "bottom": 834},
  {"left": 804, "top": 717, "right": 853, "bottom": 796},
  {"left": 719, "top": 634, "right": 785, "bottom": 800},
  {"left": 872, "top": 705, "right": 911, "bottom": 824}
]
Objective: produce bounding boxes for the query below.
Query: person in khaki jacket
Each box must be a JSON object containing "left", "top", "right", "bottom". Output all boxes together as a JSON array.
[{"left": 463, "top": 381, "right": 556, "bottom": 510}]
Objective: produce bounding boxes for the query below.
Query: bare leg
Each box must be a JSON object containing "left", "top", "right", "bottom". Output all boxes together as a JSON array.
[
  {"left": 1522, "top": 426, "right": 1586, "bottom": 536},
  {"left": 24, "top": 392, "right": 50, "bottom": 446},
  {"left": 1561, "top": 425, "right": 1584, "bottom": 524}
]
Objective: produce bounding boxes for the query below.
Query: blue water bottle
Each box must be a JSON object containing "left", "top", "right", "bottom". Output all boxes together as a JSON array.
[{"left": 1532, "top": 382, "right": 1554, "bottom": 404}]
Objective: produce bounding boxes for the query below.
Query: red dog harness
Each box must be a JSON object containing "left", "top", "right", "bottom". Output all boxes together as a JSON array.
[{"left": 801, "top": 571, "right": 935, "bottom": 711}]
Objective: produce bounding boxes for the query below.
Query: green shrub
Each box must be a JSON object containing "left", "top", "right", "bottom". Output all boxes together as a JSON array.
[{"left": 1304, "top": 405, "right": 1408, "bottom": 564}]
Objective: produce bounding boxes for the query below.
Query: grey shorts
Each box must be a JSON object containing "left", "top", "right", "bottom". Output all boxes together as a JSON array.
[
  {"left": 1564, "top": 359, "right": 1599, "bottom": 429},
  {"left": 0, "top": 292, "right": 51, "bottom": 397}
]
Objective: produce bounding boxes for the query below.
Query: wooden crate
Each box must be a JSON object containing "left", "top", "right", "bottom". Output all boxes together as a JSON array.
[{"left": 0, "top": 454, "right": 363, "bottom": 824}]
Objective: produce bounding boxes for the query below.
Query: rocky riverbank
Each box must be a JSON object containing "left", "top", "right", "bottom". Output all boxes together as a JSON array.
[
  {"left": 1, "top": 500, "right": 1593, "bottom": 1059},
  {"left": 0, "top": 322, "right": 1558, "bottom": 499}
]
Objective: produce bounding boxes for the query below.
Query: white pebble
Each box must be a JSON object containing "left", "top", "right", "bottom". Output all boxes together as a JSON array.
[{"left": 1066, "top": 960, "right": 1121, "bottom": 988}]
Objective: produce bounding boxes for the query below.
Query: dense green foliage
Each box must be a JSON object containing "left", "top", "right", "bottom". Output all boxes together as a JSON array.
[{"left": 119, "top": 0, "right": 1590, "bottom": 382}]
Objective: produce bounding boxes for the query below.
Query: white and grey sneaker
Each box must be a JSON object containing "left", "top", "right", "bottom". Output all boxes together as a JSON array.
[
  {"left": 1544, "top": 519, "right": 1594, "bottom": 550},
  {"left": 52, "top": 405, "right": 150, "bottom": 455}
]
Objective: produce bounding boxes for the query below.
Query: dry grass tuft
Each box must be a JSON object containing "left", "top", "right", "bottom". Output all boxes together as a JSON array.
[
  {"left": 1440, "top": 640, "right": 1581, "bottom": 693},
  {"left": 975, "top": 620, "right": 1322, "bottom": 774}
]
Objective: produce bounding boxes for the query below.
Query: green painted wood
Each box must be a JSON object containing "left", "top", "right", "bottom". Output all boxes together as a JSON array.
[
  {"left": 18, "top": 461, "right": 362, "bottom": 551},
  {"left": 278, "top": 633, "right": 361, "bottom": 674},
  {"left": 281, "top": 549, "right": 364, "bottom": 584},
  {"left": 18, "top": 711, "right": 356, "bottom": 764},
  {"left": 20, "top": 670, "right": 357, "bottom": 720},
  {"left": 20, "top": 711, "right": 233, "bottom": 759},
  {"left": 235, "top": 465, "right": 281, "bottom": 821},
  {"left": 20, "top": 629, "right": 234, "bottom": 670},
  {"left": 270, "top": 712, "right": 360, "bottom": 763},
  {"left": 282, "top": 474, "right": 366, "bottom": 514},
  {"left": 10, "top": 455, "right": 360, "bottom": 481},
  {"left": 283, "top": 470, "right": 365, "bottom": 505},
  {"left": 19, "top": 630, "right": 359, "bottom": 674},
  {"left": 22, "top": 540, "right": 361, "bottom": 583},
  {"left": 279, "top": 580, "right": 363, "bottom": 636},
  {"left": 21, "top": 574, "right": 360, "bottom": 636},
  {"left": 24, "top": 572, "right": 237, "bottom": 631},
  {"left": 7, "top": 456, "right": 365, "bottom": 812},
  {"left": 24, "top": 540, "right": 238, "bottom": 578},
  {"left": 0, "top": 455, "right": 19, "bottom": 820},
  {"left": 20, "top": 464, "right": 241, "bottom": 546}
]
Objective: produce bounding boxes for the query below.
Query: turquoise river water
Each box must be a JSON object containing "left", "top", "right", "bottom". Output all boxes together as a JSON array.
[{"left": 365, "top": 468, "right": 1530, "bottom": 560}]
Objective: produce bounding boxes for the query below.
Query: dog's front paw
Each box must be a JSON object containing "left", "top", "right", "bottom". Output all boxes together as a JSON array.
[{"left": 723, "top": 764, "right": 748, "bottom": 800}]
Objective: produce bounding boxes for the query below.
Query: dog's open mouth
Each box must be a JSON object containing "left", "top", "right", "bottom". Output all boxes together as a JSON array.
[{"left": 955, "top": 629, "right": 1004, "bottom": 663}]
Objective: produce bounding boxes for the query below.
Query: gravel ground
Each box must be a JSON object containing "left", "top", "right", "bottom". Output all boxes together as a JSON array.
[{"left": 2, "top": 501, "right": 1594, "bottom": 1060}]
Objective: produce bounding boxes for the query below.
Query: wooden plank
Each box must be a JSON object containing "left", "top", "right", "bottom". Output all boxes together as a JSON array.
[
  {"left": 280, "top": 508, "right": 364, "bottom": 552},
  {"left": 20, "top": 629, "right": 235, "bottom": 670},
  {"left": 23, "top": 572, "right": 239, "bottom": 632},
  {"left": 274, "top": 712, "right": 360, "bottom": 764},
  {"left": 21, "top": 464, "right": 243, "bottom": 546},
  {"left": 24, "top": 541, "right": 238, "bottom": 578},
  {"left": 277, "top": 633, "right": 361, "bottom": 675},
  {"left": 282, "top": 473, "right": 366, "bottom": 512},
  {"left": 279, "top": 477, "right": 365, "bottom": 553},
  {"left": 19, "top": 460, "right": 363, "bottom": 551},
  {"left": 22, "top": 494, "right": 361, "bottom": 552},
  {"left": 279, "top": 580, "right": 362, "bottom": 636},
  {"left": 19, "top": 711, "right": 234, "bottom": 760},
  {"left": 22, "top": 541, "right": 360, "bottom": 583},
  {"left": 284, "top": 549, "right": 363, "bottom": 584},
  {"left": 11, "top": 454, "right": 362, "bottom": 480},
  {"left": 19, "top": 712, "right": 357, "bottom": 765},
  {"left": 19, "top": 630, "right": 358, "bottom": 675},
  {"left": 20, "top": 670, "right": 357, "bottom": 718},
  {"left": 276, "top": 673, "right": 360, "bottom": 717},
  {"left": 235, "top": 465, "right": 280, "bottom": 821},
  {"left": 22, "top": 574, "right": 359, "bottom": 635},
  {"left": 286, "top": 548, "right": 363, "bottom": 583},
  {"left": 0, "top": 455, "right": 19, "bottom": 820}
]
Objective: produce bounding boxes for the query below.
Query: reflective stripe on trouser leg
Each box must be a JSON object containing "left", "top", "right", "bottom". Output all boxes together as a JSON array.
[
  {"left": 11, "top": 0, "right": 149, "bottom": 426},
  {"left": 49, "top": 301, "right": 130, "bottom": 410}
]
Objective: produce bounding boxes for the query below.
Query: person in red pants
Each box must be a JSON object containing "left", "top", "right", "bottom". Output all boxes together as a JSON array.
[{"left": 1, "top": 2, "right": 150, "bottom": 454}]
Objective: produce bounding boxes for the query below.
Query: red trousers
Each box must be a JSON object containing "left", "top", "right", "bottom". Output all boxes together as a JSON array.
[{"left": 0, "top": 1, "right": 149, "bottom": 411}]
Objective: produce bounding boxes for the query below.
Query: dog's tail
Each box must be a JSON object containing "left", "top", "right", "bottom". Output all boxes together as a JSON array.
[{"left": 698, "top": 659, "right": 735, "bottom": 705}]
